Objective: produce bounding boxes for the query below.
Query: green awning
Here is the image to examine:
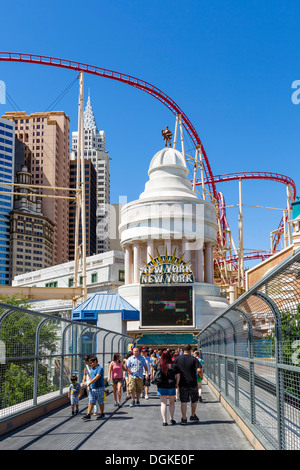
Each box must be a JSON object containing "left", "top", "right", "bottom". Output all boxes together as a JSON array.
[{"left": 136, "top": 333, "right": 198, "bottom": 346}]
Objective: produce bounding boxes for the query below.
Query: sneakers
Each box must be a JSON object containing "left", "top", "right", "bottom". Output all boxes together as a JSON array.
[
  {"left": 96, "top": 413, "right": 105, "bottom": 420},
  {"left": 136, "top": 401, "right": 141, "bottom": 406},
  {"left": 190, "top": 414, "right": 199, "bottom": 422},
  {"left": 114, "top": 402, "right": 119, "bottom": 407},
  {"left": 130, "top": 400, "right": 135, "bottom": 407},
  {"left": 181, "top": 417, "right": 187, "bottom": 425},
  {"left": 82, "top": 414, "right": 91, "bottom": 420},
  {"left": 145, "top": 395, "right": 149, "bottom": 400}
]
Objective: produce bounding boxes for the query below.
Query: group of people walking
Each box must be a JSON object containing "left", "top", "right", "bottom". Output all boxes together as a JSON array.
[{"left": 68, "top": 344, "right": 204, "bottom": 426}]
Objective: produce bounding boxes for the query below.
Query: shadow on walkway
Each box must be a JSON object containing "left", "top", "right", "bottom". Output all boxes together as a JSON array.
[{"left": 0, "top": 383, "right": 253, "bottom": 451}]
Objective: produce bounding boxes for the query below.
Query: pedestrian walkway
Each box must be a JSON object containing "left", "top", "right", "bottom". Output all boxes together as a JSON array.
[{"left": 0, "top": 382, "right": 253, "bottom": 451}]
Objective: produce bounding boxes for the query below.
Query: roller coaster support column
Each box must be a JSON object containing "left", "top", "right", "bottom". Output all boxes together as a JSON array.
[
  {"left": 283, "top": 210, "right": 288, "bottom": 248},
  {"left": 193, "top": 146, "right": 206, "bottom": 199},
  {"left": 173, "top": 114, "right": 185, "bottom": 160},
  {"left": 238, "top": 179, "right": 244, "bottom": 288},
  {"left": 74, "top": 71, "right": 87, "bottom": 306}
]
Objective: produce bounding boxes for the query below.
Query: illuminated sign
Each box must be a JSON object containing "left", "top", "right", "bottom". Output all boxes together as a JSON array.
[
  {"left": 140, "top": 249, "right": 194, "bottom": 285},
  {"left": 142, "top": 286, "right": 193, "bottom": 326}
]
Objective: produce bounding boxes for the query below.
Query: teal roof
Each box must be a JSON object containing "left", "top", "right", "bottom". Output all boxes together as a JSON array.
[
  {"left": 136, "top": 333, "right": 198, "bottom": 346},
  {"left": 72, "top": 293, "right": 139, "bottom": 321}
]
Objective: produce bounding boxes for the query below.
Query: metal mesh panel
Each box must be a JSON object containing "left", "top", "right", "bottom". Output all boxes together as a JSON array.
[
  {"left": 0, "top": 304, "right": 133, "bottom": 422},
  {"left": 198, "top": 249, "right": 300, "bottom": 450}
]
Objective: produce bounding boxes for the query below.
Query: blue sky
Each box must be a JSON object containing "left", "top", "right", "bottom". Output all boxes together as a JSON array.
[{"left": 0, "top": 0, "right": 299, "bottom": 268}]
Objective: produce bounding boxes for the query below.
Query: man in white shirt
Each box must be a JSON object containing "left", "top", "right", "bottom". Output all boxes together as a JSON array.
[{"left": 126, "top": 347, "right": 149, "bottom": 407}]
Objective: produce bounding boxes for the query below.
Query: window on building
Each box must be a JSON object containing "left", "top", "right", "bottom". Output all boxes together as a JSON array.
[
  {"left": 45, "top": 281, "right": 58, "bottom": 288},
  {"left": 91, "top": 273, "right": 98, "bottom": 283}
]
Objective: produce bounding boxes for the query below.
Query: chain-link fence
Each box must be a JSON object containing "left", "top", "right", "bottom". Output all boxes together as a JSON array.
[
  {"left": 198, "top": 248, "right": 300, "bottom": 450},
  {"left": 0, "top": 304, "right": 133, "bottom": 422}
]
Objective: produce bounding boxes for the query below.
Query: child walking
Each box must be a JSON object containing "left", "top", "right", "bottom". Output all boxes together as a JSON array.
[{"left": 68, "top": 374, "right": 82, "bottom": 415}]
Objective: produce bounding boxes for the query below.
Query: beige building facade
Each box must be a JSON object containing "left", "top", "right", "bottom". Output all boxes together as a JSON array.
[
  {"left": 2, "top": 110, "right": 70, "bottom": 265},
  {"left": 9, "top": 165, "right": 54, "bottom": 281}
]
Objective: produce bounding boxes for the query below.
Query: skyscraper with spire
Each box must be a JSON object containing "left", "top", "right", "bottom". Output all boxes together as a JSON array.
[{"left": 71, "top": 94, "right": 110, "bottom": 254}]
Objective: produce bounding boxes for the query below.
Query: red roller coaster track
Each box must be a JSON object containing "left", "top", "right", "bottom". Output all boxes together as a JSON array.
[
  {"left": 0, "top": 52, "right": 296, "bottom": 256},
  {"left": 0, "top": 51, "right": 217, "bottom": 199},
  {"left": 196, "top": 171, "right": 296, "bottom": 252}
]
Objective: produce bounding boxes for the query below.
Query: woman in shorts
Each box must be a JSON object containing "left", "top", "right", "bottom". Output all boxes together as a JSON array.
[
  {"left": 155, "top": 350, "right": 180, "bottom": 426},
  {"left": 108, "top": 353, "right": 127, "bottom": 407}
]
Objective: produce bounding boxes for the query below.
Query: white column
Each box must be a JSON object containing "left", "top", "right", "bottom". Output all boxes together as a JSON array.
[
  {"left": 204, "top": 242, "right": 214, "bottom": 284},
  {"left": 133, "top": 242, "right": 141, "bottom": 284},
  {"left": 184, "top": 239, "right": 191, "bottom": 264},
  {"left": 164, "top": 239, "right": 172, "bottom": 258},
  {"left": 124, "top": 245, "right": 132, "bottom": 285},
  {"left": 147, "top": 239, "right": 155, "bottom": 262},
  {"left": 197, "top": 246, "right": 204, "bottom": 282}
]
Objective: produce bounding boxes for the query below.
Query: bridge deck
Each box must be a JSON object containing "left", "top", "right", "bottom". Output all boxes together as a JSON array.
[{"left": 0, "top": 382, "right": 253, "bottom": 451}]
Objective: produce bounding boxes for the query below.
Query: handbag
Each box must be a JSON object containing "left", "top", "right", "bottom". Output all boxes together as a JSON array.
[{"left": 151, "top": 367, "right": 163, "bottom": 385}]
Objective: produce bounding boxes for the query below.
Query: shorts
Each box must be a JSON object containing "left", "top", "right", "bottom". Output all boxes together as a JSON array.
[
  {"left": 112, "top": 378, "right": 123, "bottom": 384},
  {"left": 143, "top": 377, "right": 150, "bottom": 387},
  {"left": 70, "top": 396, "right": 79, "bottom": 405},
  {"left": 197, "top": 376, "right": 203, "bottom": 383},
  {"left": 128, "top": 376, "right": 144, "bottom": 394},
  {"left": 179, "top": 385, "right": 198, "bottom": 403},
  {"left": 157, "top": 388, "right": 176, "bottom": 396},
  {"left": 88, "top": 387, "right": 105, "bottom": 406}
]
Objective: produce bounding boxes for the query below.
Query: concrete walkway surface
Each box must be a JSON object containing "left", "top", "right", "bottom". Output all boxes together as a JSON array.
[{"left": 0, "top": 381, "right": 253, "bottom": 451}]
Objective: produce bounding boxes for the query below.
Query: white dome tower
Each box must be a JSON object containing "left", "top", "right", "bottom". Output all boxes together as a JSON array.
[{"left": 118, "top": 147, "right": 228, "bottom": 334}]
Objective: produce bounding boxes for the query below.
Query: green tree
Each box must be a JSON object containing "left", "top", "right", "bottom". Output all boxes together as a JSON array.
[
  {"left": 266, "top": 304, "right": 300, "bottom": 397},
  {"left": 1, "top": 363, "right": 58, "bottom": 408},
  {"left": 0, "top": 295, "right": 60, "bottom": 409}
]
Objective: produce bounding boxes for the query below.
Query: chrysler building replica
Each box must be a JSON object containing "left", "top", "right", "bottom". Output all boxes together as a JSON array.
[{"left": 71, "top": 94, "right": 110, "bottom": 253}]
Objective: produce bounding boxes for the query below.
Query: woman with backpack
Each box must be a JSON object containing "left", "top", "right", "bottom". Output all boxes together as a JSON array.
[{"left": 154, "top": 350, "right": 180, "bottom": 426}]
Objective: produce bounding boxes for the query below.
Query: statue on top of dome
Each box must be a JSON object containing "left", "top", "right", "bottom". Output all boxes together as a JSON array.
[{"left": 161, "top": 126, "right": 173, "bottom": 148}]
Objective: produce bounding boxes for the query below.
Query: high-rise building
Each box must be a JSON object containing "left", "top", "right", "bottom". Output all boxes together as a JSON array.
[
  {"left": 71, "top": 95, "right": 110, "bottom": 253},
  {"left": 0, "top": 117, "right": 15, "bottom": 285},
  {"left": 9, "top": 165, "right": 54, "bottom": 280},
  {"left": 2, "top": 111, "right": 70, "bottom": 266},
  {"left": 69, "top": 159, "right": 97, "bottom": 260}
]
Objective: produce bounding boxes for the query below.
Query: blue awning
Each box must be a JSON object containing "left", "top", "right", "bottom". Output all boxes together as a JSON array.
[{"left": 72, "top": 293, "right": 140, "bottom": 321}]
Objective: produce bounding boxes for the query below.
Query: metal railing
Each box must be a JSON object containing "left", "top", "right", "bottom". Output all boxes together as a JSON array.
[
  {"left": 0, "top": 303, "right": 134, "bottom": 422},
  {"left": 198, "top": 248, "right": 300, "bottom": 450}
]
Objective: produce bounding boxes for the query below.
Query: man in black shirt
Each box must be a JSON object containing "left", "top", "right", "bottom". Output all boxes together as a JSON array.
[{"left": 174, "top": 344, "right": 202, "bottom": 425}]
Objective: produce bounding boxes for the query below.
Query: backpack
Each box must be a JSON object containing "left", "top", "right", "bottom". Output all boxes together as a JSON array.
[{"left": 151, "top": 367, "right": 163, "bottom": 385}]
